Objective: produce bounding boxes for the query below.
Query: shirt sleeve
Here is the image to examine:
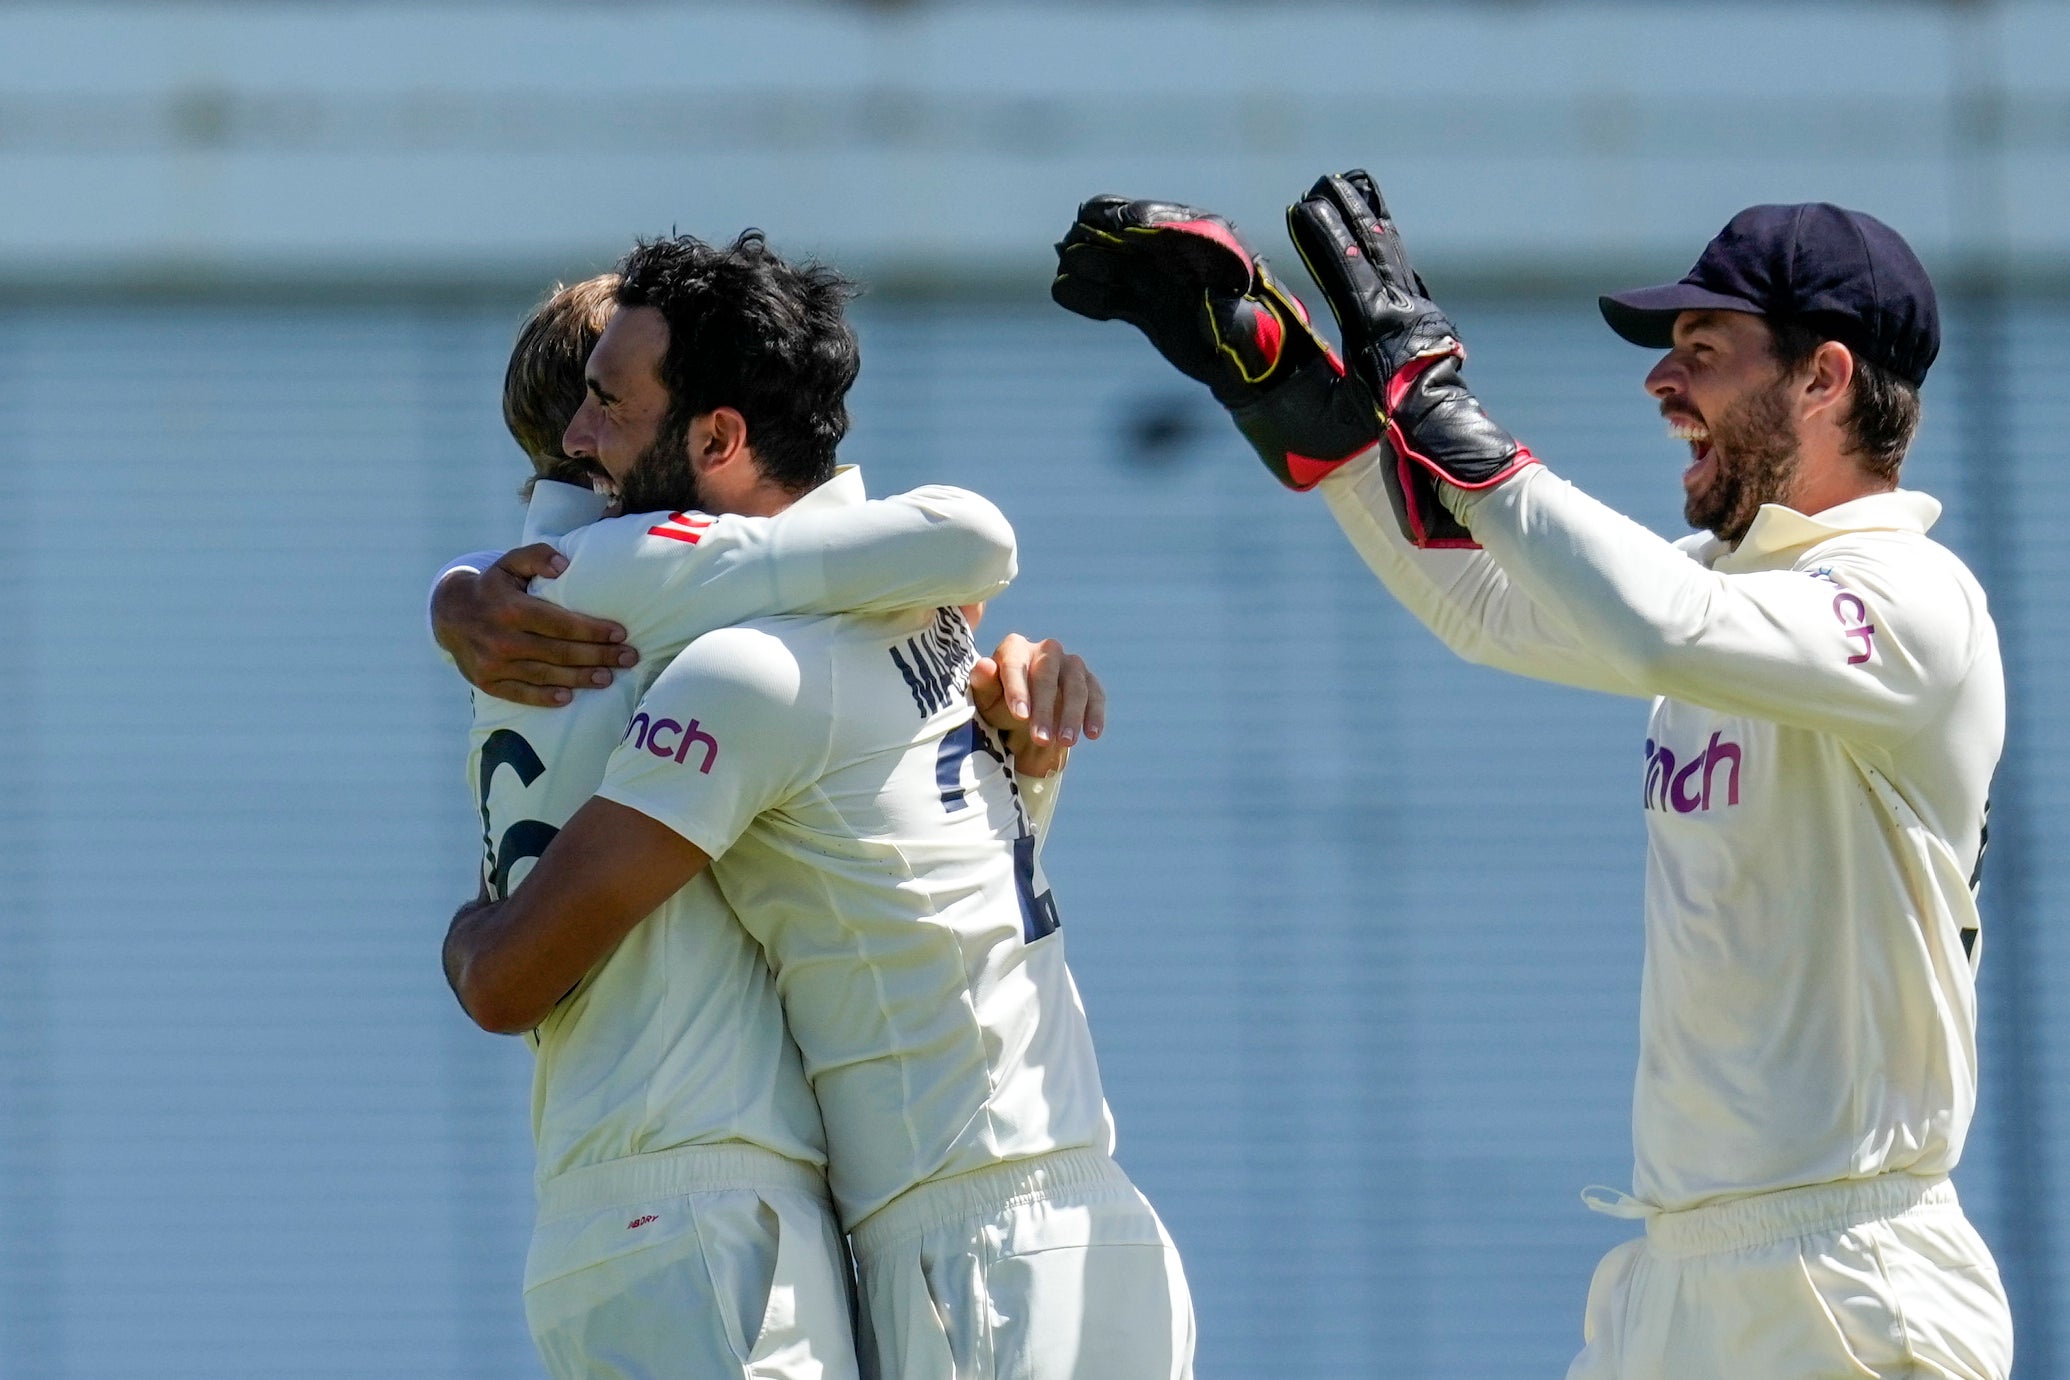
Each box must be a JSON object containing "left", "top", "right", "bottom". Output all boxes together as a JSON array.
[
  {"left": 595, "top": 624, "right": 828, "bottom": 859},
  {"left": 783, "top": 485, "right": 1017, "bottom": 615},
  {"left": 1455, "top": 466, "right": 1985, "bottom": 743},
  {"left": 1019, "top": 765, "right": 1066, "bottom": 847},
  {"left": 1318, "top": 451, "right": 1649, "bottom": 697},
  {"left": 536, "top": 486, "right": 1017, "bottom": 664}
]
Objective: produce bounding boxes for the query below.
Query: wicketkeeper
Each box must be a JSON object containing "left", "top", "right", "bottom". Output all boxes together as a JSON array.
[{"left": 1055, "top": 176, "right": 2013, "bottom": 1378}]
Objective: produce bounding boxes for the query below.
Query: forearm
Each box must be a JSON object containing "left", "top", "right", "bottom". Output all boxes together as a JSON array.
[
  {"left": 1453, "top": 468, "right": 1944, "bottom": 737},
  {"left": 1321, "top": 452, "right": 1644, "bottom": 696},
  {"left": 442, "top": 892, "right": 581, "bottom": 1035},
  {"left": 1447, "top": 467, "right": 1708, "bottom": 671},
  {"left": 428, "top": 553, "right": 504, "bottom": 662},
  {"left": 442, "top": 798, "right": 712, "bottom": 1034}
]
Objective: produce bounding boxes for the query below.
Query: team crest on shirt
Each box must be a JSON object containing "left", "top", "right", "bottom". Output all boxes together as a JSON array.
[{"left": 890, "top": 608, "right": 976, "bottom": 718}]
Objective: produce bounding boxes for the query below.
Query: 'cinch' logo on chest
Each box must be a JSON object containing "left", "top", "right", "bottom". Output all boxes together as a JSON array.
[{"left": 1643, "top": 732, "right": 1743, "bottom": 814}]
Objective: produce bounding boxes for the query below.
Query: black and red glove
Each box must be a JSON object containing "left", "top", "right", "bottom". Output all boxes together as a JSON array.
[
  {"left": 1051, "top": 196, "right": 1378, "bottom": 490},
  {"left": 1285, "top": 171, "right": 1538, "bottom": 547}
]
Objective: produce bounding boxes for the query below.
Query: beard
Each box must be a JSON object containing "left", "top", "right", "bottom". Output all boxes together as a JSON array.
[
  {"left": 615, "top": 411, "right": 704, "bottom": 516},
  {"left": 1683, "top": 374, "right": 1801, "bottom": 545}
]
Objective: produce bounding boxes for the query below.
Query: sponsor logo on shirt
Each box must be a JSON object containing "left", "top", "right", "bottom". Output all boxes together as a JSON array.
[
  {"left": 890, "top": 608, "right": 976, "bottom": 718},
  {"left": 623, "top": 712, "right": 719, "bottom": 773},
  {"left": 1643, "top": 732, "right": 1743, "bottom": 814},
  {"left": 1807, "top": 568, "right": 1876, "bottom": 664},
  {"left": 1832, "top": 591, "right": 1876, "bottom": 664}
]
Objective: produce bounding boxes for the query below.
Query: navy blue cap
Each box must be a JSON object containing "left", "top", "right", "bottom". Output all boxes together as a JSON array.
[{"left": 1599, "top": 203, "right": 1939, "bottom": 387}]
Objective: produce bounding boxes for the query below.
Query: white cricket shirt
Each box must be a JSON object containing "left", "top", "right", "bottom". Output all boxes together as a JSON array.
[
  {"left": 464, "top": 469, "right": 1018, "bottom": 1183},
  {"left": 597, "top": 606, "right": 1114, "bottom": 1229},
  {"left": 1323, "top": 456, "right": 2001, "bottom": 1213}
]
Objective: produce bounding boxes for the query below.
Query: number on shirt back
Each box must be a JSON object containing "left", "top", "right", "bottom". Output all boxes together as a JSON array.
[
  {"left": 935, "top": 718, "right": 1060, "bottom": 942},
  {"left": 476, "top": 729, "right": 559, "bottom": 901}
]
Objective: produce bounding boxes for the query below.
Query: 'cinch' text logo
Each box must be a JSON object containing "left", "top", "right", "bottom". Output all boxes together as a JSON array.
[
  {"left": 624, "top": 713, "right": 719, "bottom": 773},
  {"left": 1644, "top": 732, "right": 1742, "bottom": 814}
]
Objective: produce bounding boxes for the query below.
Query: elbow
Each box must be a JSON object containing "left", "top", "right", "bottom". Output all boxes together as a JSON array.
[
  {"left": 460, "top": 982, "right": 543, "bottom": 1037},
  {"left": 1609, "top": 626, "right": 1694, "bottom": 689},
  {"left": 465, "top": 993, "right": 538, "bottom": 1034},
  {"left": 962, "top": 499, "right": 1018, "bottom": 596},
  {"left": 446, "top": 952, "right": 544, "bottom": 1036},
  {"left": 1427, "top": 607, "right": 1526, "bottom": 673},
  {"left": 927, "top": 489, "right": 1018, "bottom": 597}
]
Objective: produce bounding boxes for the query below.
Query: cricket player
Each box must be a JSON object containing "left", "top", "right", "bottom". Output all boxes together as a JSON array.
[
  {"left": 439, "top": 267, "right": 1039, "bottom": 1378},
  {"left": 1054, "top": 177, "right": 2011, "bottom": 1378},
  {"left": 449, "top": 233, "right": 1195, "bottom": 1380}
]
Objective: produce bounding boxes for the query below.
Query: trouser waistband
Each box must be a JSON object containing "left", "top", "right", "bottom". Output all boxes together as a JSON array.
[
  {"left": 535, "top": 1142, "right": 829, "bottom": 1224},
  {"left": 1643, "top": 1173, "right": 1958, "bottom": 1259},
  {"left": 849, "top": 1147, "right": 1129, "bottom": 1258}
]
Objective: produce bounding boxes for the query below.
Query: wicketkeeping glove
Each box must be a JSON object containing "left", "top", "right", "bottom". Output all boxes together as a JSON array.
[
  {"left": 1051, "top": 196, "right": 1378, "bottom": 490},
  {"left": 1285, "top": 171, "right": 1538, "bottom": 547}
]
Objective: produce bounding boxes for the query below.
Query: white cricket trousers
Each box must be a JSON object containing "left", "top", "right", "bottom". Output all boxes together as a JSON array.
[
  {"left": 848, "top": 1148, "right": 1195, "bottom": 1380},
  {"left": 1567, "top": 1173, "right": 2011, "bottom": 1380},
  {"left": 523, "top": 1142, "right": 861, "bottom": 1380}
]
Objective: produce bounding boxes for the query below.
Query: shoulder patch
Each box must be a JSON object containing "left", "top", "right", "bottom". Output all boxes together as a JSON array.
[{"left": 647, "top": 511, "right": 716, "bottom": 546}]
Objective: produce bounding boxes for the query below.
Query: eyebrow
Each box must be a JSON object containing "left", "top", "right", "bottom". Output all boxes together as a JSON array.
[
  {"left": 585, "top": 374, "right": 618, "bottom": 405},
  {"left": 1675, "top": 311, "right": 1733, "bottom": 338}
]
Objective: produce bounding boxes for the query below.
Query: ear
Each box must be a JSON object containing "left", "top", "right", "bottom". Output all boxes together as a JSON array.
[
  {"left": 688, "top": 407, "right": 750, "bottom": 475},
  {"left": 1798, "top": 340, "right": 1855, "bottom": 425}
]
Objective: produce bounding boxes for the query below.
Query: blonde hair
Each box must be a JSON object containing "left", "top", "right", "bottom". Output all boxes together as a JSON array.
[{"left": 502, "top": 273, "right": 619, "bottom": 493}]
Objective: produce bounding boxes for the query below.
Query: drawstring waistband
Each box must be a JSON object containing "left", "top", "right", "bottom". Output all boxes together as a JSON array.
[
  {"left": 1583, "top": 1174, "right": 1958, "bottom": 1259},
  {"left": 1581, "top": 1184, "right": 1659, "bottom": 1221}
]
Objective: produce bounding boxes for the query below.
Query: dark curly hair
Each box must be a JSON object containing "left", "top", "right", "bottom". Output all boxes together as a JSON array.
[{"left": 615, "top": 231, "right": 859, "bottom": 494}]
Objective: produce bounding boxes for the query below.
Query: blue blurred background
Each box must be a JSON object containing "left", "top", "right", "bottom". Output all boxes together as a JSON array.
[{"left": 2, "top": 2, "right": 2068, "bottom": 1376}]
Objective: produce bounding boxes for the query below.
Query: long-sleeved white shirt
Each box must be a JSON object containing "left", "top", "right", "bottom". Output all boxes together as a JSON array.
[
  {"left": 460, "top": 469, "right": 1020, "bottom": 1186},
  {"left": 1323, "top": 455, "right": 2002, "bottom": 1212},
  {"left": 599, "top": 605, "right": 1109, "bottom": 1229}
]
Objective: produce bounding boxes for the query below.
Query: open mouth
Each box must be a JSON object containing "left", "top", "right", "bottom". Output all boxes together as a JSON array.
[{"left": 1666, "top": 414, "right": 1712, "bottom": 488}]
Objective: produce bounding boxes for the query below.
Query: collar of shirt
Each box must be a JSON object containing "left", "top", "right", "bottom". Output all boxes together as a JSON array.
[
  {"left": 522, "top": 479, "right": 611, "bottom": 544},
  {"left": 788, "top": 464, "right": 867, "bottom": 514},
  {"left": 1703, "top": 489, "right": 1943, "bottom": 573}
]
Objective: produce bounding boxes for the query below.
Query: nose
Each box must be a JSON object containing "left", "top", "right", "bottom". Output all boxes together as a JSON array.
[
  {"left": 1645, "top": 352, "right": 1681, "bottom": 400},
  {"left": 563, "top": 397, "right": 598, "bottom": 460}
]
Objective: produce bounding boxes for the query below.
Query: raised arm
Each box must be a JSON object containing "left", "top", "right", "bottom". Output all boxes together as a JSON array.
[
  {"left": 433, "top": 474, "right": 1016, "bottom": 706},
  {"left": 527, "top": 477, "right": 1018, "bottom": 670},
  {"left": 1319, "top": 451, "right": 1650, "bottom": 696},
  {"left": 1453, "top": 470, "right": 1982, "bottom": 741},
  {"left": 1050, "top": 185, "right": 1640, "bottom": 697},
  {"left": 1290, "top": 170, "right": 1983, "bottom": 740}
]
